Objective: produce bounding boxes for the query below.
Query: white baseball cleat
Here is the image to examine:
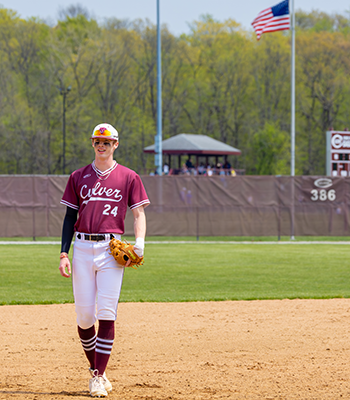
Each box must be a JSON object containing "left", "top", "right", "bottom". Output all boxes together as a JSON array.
[
  {"left": 89, "top": 368, "right": 112, "bottom": 394},
  {"left": 89, "top": 375, "right": 108, "bottom": 397},
  {"left": 89, "top": 368, "right": 113, "bottom": 392},
  {"left": 101, "top": 373, "right": 112, "bottom": 393}
]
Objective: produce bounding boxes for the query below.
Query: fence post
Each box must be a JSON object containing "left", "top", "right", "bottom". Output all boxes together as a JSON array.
[
  {"left": 32, "top": 175, "right": 36, "bottom": 241},
  {"left": 290, "top": 176, "right": 295, "bottom": 240},
  {"left": 277, "top": 176, "right": 281, "bottom": 241}
]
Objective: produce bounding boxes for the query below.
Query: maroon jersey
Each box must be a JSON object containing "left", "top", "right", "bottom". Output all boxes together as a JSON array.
[{"left": 61, "top": 162, "right": 150, "bottom": 234}]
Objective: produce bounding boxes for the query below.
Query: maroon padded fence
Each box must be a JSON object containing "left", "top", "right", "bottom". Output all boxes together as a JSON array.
[{"left": 0, "top": 175, "right": 348, "bottom": 238}]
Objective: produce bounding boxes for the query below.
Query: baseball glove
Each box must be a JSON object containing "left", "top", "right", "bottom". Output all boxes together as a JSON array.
[{"left": 109, "top": 238, "right": 144, "bottom": 269}]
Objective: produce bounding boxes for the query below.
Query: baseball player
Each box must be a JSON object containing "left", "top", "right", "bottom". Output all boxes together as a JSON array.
[{"left": 59, "top": 123, "right": 150, "bottom": 397}]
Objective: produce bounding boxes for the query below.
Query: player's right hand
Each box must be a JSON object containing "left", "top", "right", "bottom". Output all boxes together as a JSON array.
[{"left": 59, "top": 258, "right": 71, "bottom": 278}]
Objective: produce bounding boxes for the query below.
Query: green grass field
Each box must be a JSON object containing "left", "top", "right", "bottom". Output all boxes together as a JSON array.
[{"left": 0, "top": 242, "right": 349, "bottom": 305}]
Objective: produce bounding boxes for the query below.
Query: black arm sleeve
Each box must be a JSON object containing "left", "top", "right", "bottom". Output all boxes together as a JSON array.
[{"left": 61, "top": 206, "right": 78, "bottom": 254}]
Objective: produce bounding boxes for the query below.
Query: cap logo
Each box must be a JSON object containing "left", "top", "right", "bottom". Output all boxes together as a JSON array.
[
  {"left": 93, "top": 128, "right": 112, "bottom": 137},
  {"left": 91, "top": 124, "right": 118, "bottom": 140}
]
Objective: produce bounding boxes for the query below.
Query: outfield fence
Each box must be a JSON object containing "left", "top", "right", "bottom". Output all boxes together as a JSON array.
[{"left": 0, "top": 175, "right": 349, "bottom": 238}]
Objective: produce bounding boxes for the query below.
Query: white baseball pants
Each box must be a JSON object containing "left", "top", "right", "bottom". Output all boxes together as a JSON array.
[{"left": 72, "top": 233, "right": 124, "bottom": 329}]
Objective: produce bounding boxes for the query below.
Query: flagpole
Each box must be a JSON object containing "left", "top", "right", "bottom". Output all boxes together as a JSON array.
[
  {"left": 290, "top": 0, "right": 295, "bottom": 239},
  {"left": 155, "top": 0, "right": 162, "bottom": 176},
  {"left": 291, "top": 0, "right": 295, "bottom": 177}
]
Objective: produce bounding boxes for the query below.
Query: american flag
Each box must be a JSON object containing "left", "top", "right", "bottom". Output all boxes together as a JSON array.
[{"left": 252, "top": 0, "right": 290, "bottom": 40}]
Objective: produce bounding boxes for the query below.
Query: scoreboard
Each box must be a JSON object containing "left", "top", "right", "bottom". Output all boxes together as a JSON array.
[{"left": 326, "top": 131, "right": 350, "bottom": 177}]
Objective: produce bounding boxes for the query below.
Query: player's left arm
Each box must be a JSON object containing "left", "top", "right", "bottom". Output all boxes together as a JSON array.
[{"left": 132, "top": 205, "right": 146, "bottom": 257}]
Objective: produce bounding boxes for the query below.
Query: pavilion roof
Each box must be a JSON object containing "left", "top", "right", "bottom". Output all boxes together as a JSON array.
[{"left": 143, "top": 133, "right": 241, "bottom": 156}]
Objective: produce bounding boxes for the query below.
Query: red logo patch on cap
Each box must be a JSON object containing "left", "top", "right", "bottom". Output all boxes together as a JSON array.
[{"left": 99, "top": 127, "right": 107, "bottom": 133}]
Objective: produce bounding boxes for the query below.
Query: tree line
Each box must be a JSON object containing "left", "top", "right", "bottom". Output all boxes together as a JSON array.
[{"left": 0, "top": 5, "right": 349, "bottom": 175}]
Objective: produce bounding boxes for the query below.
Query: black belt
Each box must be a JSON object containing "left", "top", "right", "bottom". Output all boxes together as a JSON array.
[{"left": 77, "top": 233, "right": 115, "bottom": 241}]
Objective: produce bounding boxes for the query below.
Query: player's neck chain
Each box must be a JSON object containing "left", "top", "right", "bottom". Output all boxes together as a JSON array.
[{"left": 92, "top": 161, "right": 117, "bottom": 181}]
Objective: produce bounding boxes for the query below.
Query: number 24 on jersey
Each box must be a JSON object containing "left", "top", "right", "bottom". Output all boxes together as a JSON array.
[{"left": 103, "top": 205, "right": 118, "bottom": 216}]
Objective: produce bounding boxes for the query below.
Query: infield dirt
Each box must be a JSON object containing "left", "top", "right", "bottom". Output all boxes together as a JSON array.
[{"left": 1, "top": 299, "right": 350, "bottom": 399}]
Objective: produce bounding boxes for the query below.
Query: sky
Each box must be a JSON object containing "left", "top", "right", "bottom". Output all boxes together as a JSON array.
[{"left": 1, "top": 0, "right": 349, "bottom": 35}]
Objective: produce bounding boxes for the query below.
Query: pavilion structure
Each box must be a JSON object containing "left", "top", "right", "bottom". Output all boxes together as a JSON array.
[{"left": 143, "top": 133, "right": 241, "bottom": 172}]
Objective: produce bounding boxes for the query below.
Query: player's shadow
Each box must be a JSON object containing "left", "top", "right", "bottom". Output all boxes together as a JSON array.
[{"left": 0, "top": 390, "right": 89, "bottom": 397}]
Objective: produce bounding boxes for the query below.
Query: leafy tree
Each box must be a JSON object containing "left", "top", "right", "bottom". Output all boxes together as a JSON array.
[
  {"left": 296, "top": 10, "right": 350, "bottom": 33},
  {"left": 297, "top": 31, "right": 349, "bottom": 174},
  {"left": 0, "top": 8, "right": 350, "bottom": 176},
  {"left": 249, "top": 122, "right": 290, "bottom": 175},
  {"left": 0, "top": 9, "right": 53, "bottom": 173},
  {"left": 181, "top": 16, "right": 252, "bottom": 161}
]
